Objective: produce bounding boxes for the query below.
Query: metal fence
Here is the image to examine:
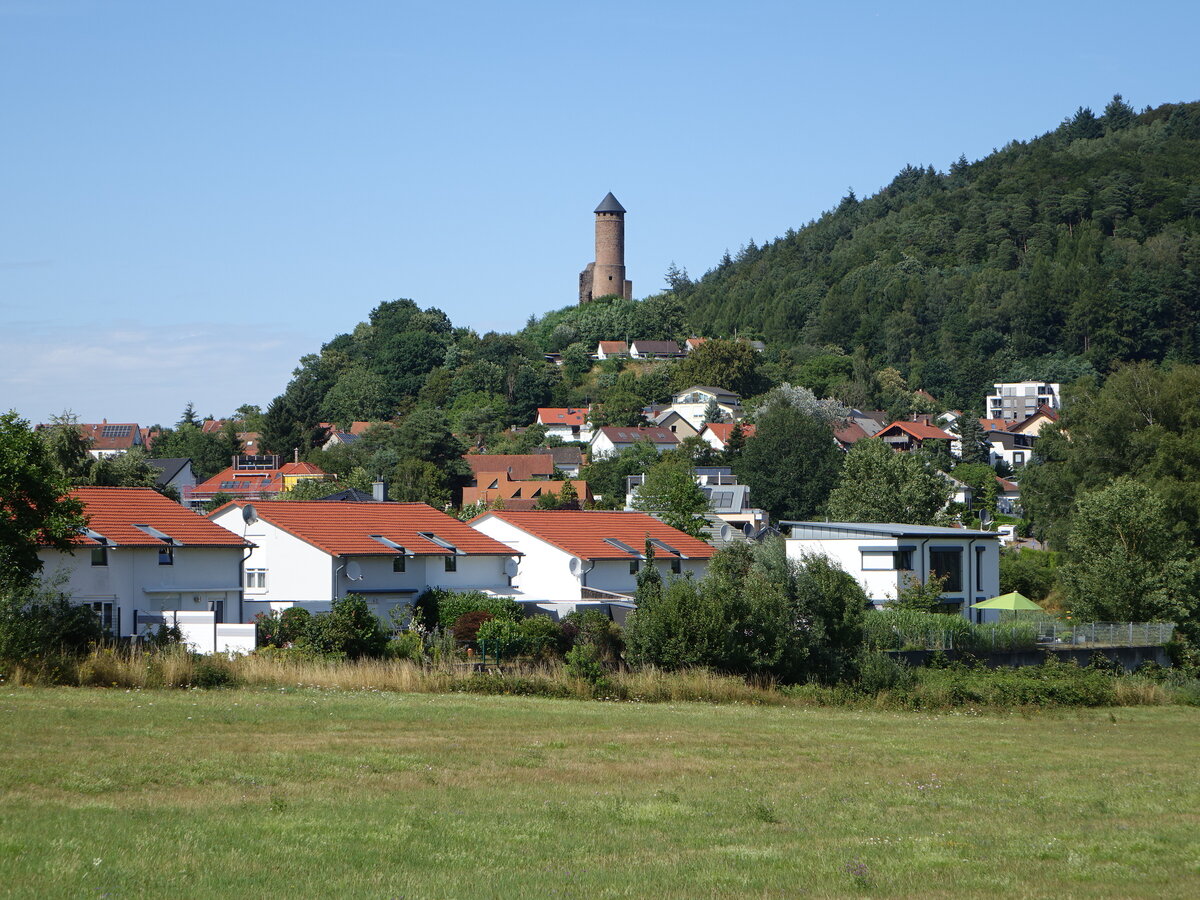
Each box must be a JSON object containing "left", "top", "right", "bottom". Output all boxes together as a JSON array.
[
  {"left": 1033, "top": 621, "right": 1176, "bottom": 647},
  {"left": 864, "top": 614, "right": 1176, "bottom": 653}
]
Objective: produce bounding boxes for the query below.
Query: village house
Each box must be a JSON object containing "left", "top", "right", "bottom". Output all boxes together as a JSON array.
[
  {"left": 535, "top": 407, "right": 593, "bottom": 443},
  {"left": 184, "top": 455, "right": 332, "bottom": 508},
  {"left": 595, "top": 340, "right": 629, "bottom": 360},
  {"left": 589, "top": 425, "right": 679, "bottom": 459},
  {"left": 468, "top": 510, "right": 716, "bottom": 621},
  {"left": 145, "top": 457, "right": 197, "bottom": 497},
  {"left": 697, "top": 422, "right": 757, "bottom": 452},
  {"left": 783, "top": 521, "right": 1002, "bottom": 623},
  {"left": 628, "top": 340, "right": 684, "bottom": 359},
  {"left": 462, "top": 473, "right": 592, "bottom": 510},
  {"left": 208, "top": 500, "right": 520, "bottom": 623},
  {"left": 875, "top": 420, "right": 957, "bottom": 452},
  {"left": 38, "top": 487, "right": 252, "bottom": 638}
]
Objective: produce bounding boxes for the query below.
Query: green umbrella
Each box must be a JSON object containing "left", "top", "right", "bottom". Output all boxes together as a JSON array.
[{"left": 970, "top": 591, "right": 1043, "bottom": 611}]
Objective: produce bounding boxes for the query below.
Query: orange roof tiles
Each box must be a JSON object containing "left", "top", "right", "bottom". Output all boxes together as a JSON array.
[
  {"left": 596, "top": 425, "right": 679, "bottom": 445},
  {"left": 70, "top": 487, "right": 250, "bottom": 547},
  {"left": 464, "top": 454, "right": 555, "bottom": 482},
  {"left": 878, "top": 421, "right": 956, "bottom": 441},
  {"left": 702, "top": 422, "right": 757, "bottom": 445},
  {"left": 214, "top": 500, "right": 517, "bottom": 558},
  {"left": 537, "top": 408, "right": 589, "bottom": 427},
  {"left": 191, "top": 459, "right": 331, "bottom": 499},
  {"left": 472, "top": 510, "right": 716, "bottom": 560},
  {"left": 463, "top": 478, "right": 591, "bottom": 506}
]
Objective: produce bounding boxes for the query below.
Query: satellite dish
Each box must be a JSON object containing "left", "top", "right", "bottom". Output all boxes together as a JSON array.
[
  {"left": 241, "top": 504, "right": 258, "bottom": 526},
  {"left": 742, "top": 522, "right": 755, "bottom": 537},
  {"left": 345, "top": 560, "right": 363, "bottom": 581},
  {"left": 568, "top": 557, "right": 583, "bottom": 576},
  {"left": 979, "top": 509, "right": 993, "bottom": 529},
  {"left": 503, "top": 557, "right": 519, "bottom": 578},
  {"left": 719, "top": 524, "right": 732, "bottom": 542}
]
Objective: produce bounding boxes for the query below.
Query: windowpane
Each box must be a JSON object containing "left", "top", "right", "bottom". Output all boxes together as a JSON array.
[
  {"left": 393, "top": 556, "right": 406, "bottom": 573},
  {"left": 444, "top": 556, "right": 457, "bottom": 573},
  {"left": 929, "top": 548, "right": 963, "bottom": 592},
  {"left": 91, "top": 546, "right": 108, "bottom": 567}
]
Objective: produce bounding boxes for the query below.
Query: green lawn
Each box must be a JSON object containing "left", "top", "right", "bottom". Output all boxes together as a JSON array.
[{"left": 1, "top": 688, "right": 1197, "bottom": 898}]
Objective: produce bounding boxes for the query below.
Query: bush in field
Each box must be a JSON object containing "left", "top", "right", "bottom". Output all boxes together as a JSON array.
[
  {"left": 452, "top": 611, "right": 494, "bottom": 644},
  {"left": 417, "top": 588, "right": 522, "bottom": 628},
  {"left": 561, "top": 610, "right": 625, "bottom": 665},
  {"left": 298, "top": 597, "right": 389, "bottom": 659},
  {"left": 518, "top": 615, "right": 564, "bottom": 660},
  {"left": 257, "top": 607, "right": 315, "bottom": 648},
  {"left": 625, "top": 539, "right": 866, "bottom": 684},
  {"left": 0, "top": 580, "right": 102, "bottom": 664},
  {"left": 476, "top": 617, "right": 525, "bottom": 658},
  {"left": 387, "top": 631, "right": 424, "bottom": 660}
]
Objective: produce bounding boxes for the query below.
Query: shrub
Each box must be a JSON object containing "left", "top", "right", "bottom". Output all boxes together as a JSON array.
[
  {"left": 279, "top": 607, "right": 313, "bottom": 644},
  {"left": 192, "top": 655, "right": 238, "bottom": 688},
  {"left": 387, "top": 631, "right": 424, "bottom": 661},
  {"left": 417, "top": 588, "right": 522, "bottom": 629},
  {"left": 0, "top": 581, "right": 102, "bottom": 663},
  {"left": 297, "top": 597, "right": 389, "bottom": 659},
  {"left": 565, "top": 642, "right": 610, "bottom": 692},
  {"left": 476, "top": 617, "right": 525, "bottom": 659},
  {"left": 857, "top": 651, "right": 916, "bottom": 694},
  {"left": 519, "top": 615, "right": 564, "bottom": 660},
  {"left": 452, "top": 611, "right": 494, "bottom": 644},
  {"left": 562, "top": 610, "right": 624, "bottom": 664}
]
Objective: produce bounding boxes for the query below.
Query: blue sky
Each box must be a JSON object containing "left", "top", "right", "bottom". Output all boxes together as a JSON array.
[{"left": 3, "top": 0, "right": 1198, "bottom": 427}]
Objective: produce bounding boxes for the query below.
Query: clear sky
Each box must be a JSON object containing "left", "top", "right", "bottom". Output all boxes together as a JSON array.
[{"left": 3, "top": 0, "right": 1198, "bottom": 427}]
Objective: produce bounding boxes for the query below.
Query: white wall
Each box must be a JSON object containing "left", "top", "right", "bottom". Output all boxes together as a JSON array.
[
  {"left": 38, "top": 544, "right": 244, "bottom": 637},
  {"left": 786, "top": 536, "right": 1001, "bottom": 622}
]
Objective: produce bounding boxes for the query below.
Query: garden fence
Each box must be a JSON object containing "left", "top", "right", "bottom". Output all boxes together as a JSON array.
[{"left": 866, "top": 618, "right": 1175, "bottom": 653}]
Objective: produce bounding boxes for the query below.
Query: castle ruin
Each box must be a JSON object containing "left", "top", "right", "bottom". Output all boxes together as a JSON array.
[{"left": 579, "top": 192, "right": 632, "bottom": 303}]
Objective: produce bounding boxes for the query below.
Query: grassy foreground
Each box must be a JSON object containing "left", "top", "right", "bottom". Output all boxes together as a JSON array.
[{"left": 0, "top": 688, "right": 1197, "bottom": 899}]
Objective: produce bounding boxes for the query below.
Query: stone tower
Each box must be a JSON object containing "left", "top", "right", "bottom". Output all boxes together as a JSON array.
[{"left": 579, "top": 192, "right": 632, "bottom": 303}]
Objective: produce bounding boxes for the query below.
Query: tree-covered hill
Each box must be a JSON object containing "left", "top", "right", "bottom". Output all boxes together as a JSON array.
[{"left": 675, "top": 97, "right": 1200, "bottom": 409}]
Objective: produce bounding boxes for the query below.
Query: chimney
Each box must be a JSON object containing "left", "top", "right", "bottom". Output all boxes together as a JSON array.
[{"left": 372, "top": 481, "right": 388, "bottom": 503}]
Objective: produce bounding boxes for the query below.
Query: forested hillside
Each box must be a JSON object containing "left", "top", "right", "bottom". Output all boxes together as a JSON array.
[{"left": 676, "top": 97, "right": 1200, "bottom": 408}]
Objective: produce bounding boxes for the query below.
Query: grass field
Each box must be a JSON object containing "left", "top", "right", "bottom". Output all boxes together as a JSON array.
[{"left": 1, "top": 688, "right": 1197, "bottom": 898}]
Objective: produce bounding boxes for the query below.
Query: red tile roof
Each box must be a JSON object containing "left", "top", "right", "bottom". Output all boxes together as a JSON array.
[
  {"left": 189, "top": 459, "right": 331, "bottom": 500},
  {"left": 833, "top": 421, "right": 869, "bottom": 446},
  {"left": 537, "top": 408, "right": 589, "bottom": 427},
  {"left": 463, "top": 478, "right": 592, "bottom": 506},
  {"left": 597, "top": 341, "right": 628, "bottom": 353},
  {"left": 701, "top": 422, "right": 757, "bottom": 446},
  {"left": 73, "top": 422, "right": 143, "bottom": 451},
  {"left": 595, "top": 425, "right": 678, "bottom": 445},
  {"left": 979, "top": 418, "right": 1010, "bottom": 432},
  {"left": 464, "top": 454, "right": 556, "bottom": 482},
  {"left": 471, "top": 510, "right": 716, "bottom": 560},
  {"left": 878, "top": 421, "right": 956, "bottom": 441},
  {"left": 212, "top": 501, "right": 518, "bottom": 557},
  {"left": 69, "top": 487, "right": 250, "bottom": 547}
]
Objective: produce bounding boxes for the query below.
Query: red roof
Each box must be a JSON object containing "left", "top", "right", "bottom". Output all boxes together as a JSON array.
[
  {"left": 979, "top": 418, "right": 1009, "bottom": 432},
  {"left": 598, "top": 341, "right": 628, "bottom": 353},
  {"left": 701, "top": 422, "right": 757, "bottom": 446},
  {"left": 996, "top": 476, "right": 1019, "bottom": 493},
  {"left": 73, "top": 422, "right": 143, "bottom": 452},
  {"left": 471, "top": 510, "right": 716, "bottom": 561},
  {"left": 69, "top": 487, "right": 250, "bottom": 547},
  {"left": 189, "top": 459, "right": 331, "bottom": 500},
  {"left": 833, "top": 421, "right": 869, "bottom": 446},
  {"left": 537, "top": 407, "right": 589, "bottom": 427},
  {"left": 878, "top": 421, "right": 956, "bottom": 441},
  {"left": 211, "top": 501, "right": 518, "bottom": 558},
  {"left": 596, "top": 426, "right": 678, "bottom": 445},
  {"left": 465, "top": 454, "right": 556, "bottom": 482}
]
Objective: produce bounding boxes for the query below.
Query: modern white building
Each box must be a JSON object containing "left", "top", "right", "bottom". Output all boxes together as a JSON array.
[
  {"left": 469, "top": 510, "right": 716, "bottom": 621},
  {"left": 589, "top": 425, "right": 678, "bottom": 459},
  {"left": 37, "top": 487, "right": 252, "bottom": 638},
  {"left": 661, "top": 386, "right": 742, "bottom": 429},
  {"left": 986, "top": 381, "right": 1061, "bottom": 422},
  {"left": 782, "top": 521, "right": 1003, "bottom": 623},
  {"left": 208, "top": 500, "right": 520, "bottom": 623}
]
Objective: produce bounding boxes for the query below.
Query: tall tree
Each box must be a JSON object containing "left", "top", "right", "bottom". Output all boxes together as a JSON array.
[
  {"left": 734, "top": 401, "right": 842, "bottom": 521},
  {"left": 825, "top": 438, "right": 952, "bottom": 524},
  {"left": 955, "top": 414, "right": 990, "bottom": 465},
  {"left": 631, "top": 457, "right": 710, "bottom": 538},
  {"left": 0, "top": 412, "right": 86, "bottom": 590}
]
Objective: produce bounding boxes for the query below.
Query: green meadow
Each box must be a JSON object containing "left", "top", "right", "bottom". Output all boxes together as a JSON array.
[{"left": 1, "top": 687, "right": 1197, "bottom": 899}]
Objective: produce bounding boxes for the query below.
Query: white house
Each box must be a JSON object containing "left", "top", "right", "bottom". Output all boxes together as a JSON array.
[
  {"left": 469, "top": 510, "right": 716, "bottom": 621},
  {"left": 589, "top": 425, "right": 678, "bottom": 459},
  {"left": 782, "top": 521, "right": 1002, "bottom": 623},
  {"left": 37, "top": 487, "right": 252, "bottom": 638},
  {"left": 208, "top": 500, "right": 520, "bottom": 623},
  {"left": 986, "top": 381, "right": 1061, "bottom": 422},
  {"left": 535, "top": 407, "right": 593, "bottom": 443},
  {"left": 595, "top": 341, "right": 629, "bottom": 360},
  {"left": 628, "top": 340, "right": 684, "bottom": 359},
  {"left": 697, "top": 422, "right": 757, "bottom": 452},
  {"left": 662, "top": 386, "right": 742, "bottom": 429}
]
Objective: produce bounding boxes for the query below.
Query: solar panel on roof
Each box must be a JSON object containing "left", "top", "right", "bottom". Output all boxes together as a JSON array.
[{"left": 101, "top": 425, "right": 132, "bottom": 438}]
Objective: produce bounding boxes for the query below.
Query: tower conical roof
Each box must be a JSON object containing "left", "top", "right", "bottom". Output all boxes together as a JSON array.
[{"left": 594, "top": 192, "right": 626, "bottom": 214}]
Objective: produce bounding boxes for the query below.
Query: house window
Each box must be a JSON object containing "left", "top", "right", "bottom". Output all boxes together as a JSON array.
[
  {"left": 158, "top": 545, "right": 174, "bottom": 566},
  {"left": 1013, "top": 451, "right": 1025, "bottom": 466},
  {"left": 90, "top": 601, "right": 114, "bottom": 634},
  {"left": 929, "top": 548, "right": 963, "bottom": 592},
  {"left": 671, "top": 559, "right": 682, "bottom": 575},
  {"left": 629, "top": 559, "right": 640, "bottom": 575},
  {"left": 245, "top": 569, "right": 267, "bottom": 589},
  {"left": 894, "top": 550, "right": 914, "bottom": 571},
  {"left": 444, "top": 555, "right": 457, "bottom": 573},
  {"left": 975, "top": 547, "right": 986, "bottom": 591},
  {"left": 393, "top": 556, "right": 406, "bottom": 573},
  {"left": 91, "top": 545, "right": 108, "bottom": 567}
]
